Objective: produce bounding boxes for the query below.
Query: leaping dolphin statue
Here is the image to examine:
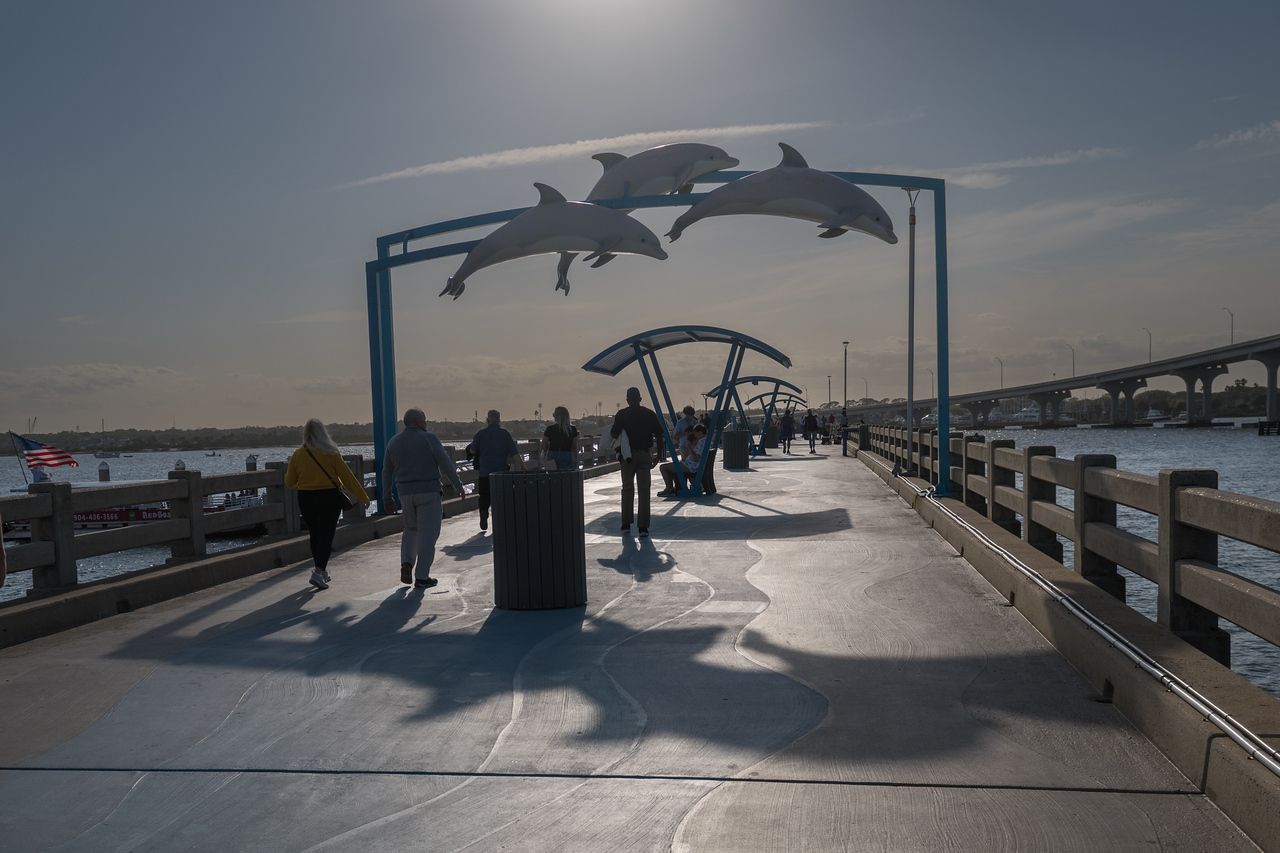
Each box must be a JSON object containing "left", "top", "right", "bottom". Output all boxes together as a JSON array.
[
  {"left": 665, "top": 143, "right": 898, "bottom": 245},
  {"left": 554, "top": 143, "right": 739, "bottom": 294},
  {"left": 440, "top": 183, "right": 668, "bottom": 300}
]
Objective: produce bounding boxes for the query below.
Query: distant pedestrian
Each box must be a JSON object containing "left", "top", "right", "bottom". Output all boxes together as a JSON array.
[
  {"left": 471, "top": 410, "right": 523, "bottom": 532},
  {"left": 285, "top": 418, "right": 371, "bottom": 590},
  {"left": 610, "top": 386, "right": 664, "bottom": 537},
  {"left": 384, "top": 408, "right": 467, "bottom": 589},
  {"left": 803, "top": 409, "right": 820, "bottom": 454},
  {"left": 542, "top": 406, "right": 579, "bottom": 470},
  {"left": 779, "top": 408, "right": 796, "bottom": 454}
]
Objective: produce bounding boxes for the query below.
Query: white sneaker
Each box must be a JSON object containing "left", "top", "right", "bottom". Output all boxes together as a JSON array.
[{"left": 309, "top": 570, "right": 329, "bottom": 590}]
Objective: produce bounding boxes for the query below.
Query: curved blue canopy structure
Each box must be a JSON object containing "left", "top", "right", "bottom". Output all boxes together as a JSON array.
[
  {"left": 582, "top": 326, "right": 791, "bottom": 377},
  {"left": 582, "top": 325, "right": 790, "bottom": 495},
  {"left": 702, "top": 376, "right": 805, "bottom": 456}
]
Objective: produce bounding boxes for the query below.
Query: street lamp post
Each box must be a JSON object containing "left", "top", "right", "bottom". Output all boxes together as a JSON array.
[
  {"left": 925, "top": 367, "right": 934, "bottom": 399},
  {"left": 1066, "top": 343, "right": 1076, "bottom": 377},
  {"left": 1223, "top": 306, "right": 1234, "bottom": 344},
  {"left": 842, "top": 341, "right": 849, "bottom": 409},
  {"left": 862, "top": 377, "right": 869, "bottom": 403},
  {"left": 995, "top": 356, "right": 1004, "bottom": 389},
  {"left": 827, "top": 375, "right": 832, "bottom": 406},
  {"left": 1141, "top": 327, "right": 1152, "bottom": 363}
]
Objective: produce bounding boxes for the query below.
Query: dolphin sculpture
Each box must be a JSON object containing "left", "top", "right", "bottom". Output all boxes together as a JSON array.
[
  {"left": 554, "top": 143, "right": 739, "bottom": 294},
  {"left": 440, "top": 183, "right": 668, "bottom": 300},
  {"left": 665, "top": 143, "right": 898, "bottom": 245}
]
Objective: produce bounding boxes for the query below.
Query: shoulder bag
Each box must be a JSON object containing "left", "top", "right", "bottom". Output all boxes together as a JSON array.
[{"left": 304, "top": 446, "right": 357, "bottom": 510}]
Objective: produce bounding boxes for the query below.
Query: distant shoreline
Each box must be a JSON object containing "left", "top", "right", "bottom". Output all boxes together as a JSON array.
[{"left": 3, "top": 417, "right": 618, "bottom": 456}]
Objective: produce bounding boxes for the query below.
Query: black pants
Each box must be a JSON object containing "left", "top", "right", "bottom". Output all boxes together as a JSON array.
[
  {"left": 298, "top": 488, "right": 343, "bottom": 571},
  {"left": 478, "top": 475, "right": 492, "bottom": 519}
]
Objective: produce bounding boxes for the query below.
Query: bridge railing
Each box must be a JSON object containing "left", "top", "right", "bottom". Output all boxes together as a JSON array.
[
  {"left": 858, "top": 425, "right": 1280, "bottom": 665},
  {"left": 1, "top": 435, "right": 614, "bottom": 598}
]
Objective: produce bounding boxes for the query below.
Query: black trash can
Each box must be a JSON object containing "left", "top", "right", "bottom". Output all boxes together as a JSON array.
[
  {"left": 721, "top": 430, "right": 750, "bottom": 470},
  {"left": 763, "top": 425, "right": 779, "bottom": 449},
  {"left": 490, "top": 470, "right": 587, "bottom": 609}
]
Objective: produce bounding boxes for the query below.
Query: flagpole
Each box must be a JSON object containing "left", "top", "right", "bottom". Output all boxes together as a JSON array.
[{"left": 9, "top": 433, "right": 30, "bottom": 487}]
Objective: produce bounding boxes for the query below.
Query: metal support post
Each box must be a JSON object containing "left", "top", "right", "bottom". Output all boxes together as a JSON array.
[{"left": 934, "top": 184, "right": 951, "bottom": 496}]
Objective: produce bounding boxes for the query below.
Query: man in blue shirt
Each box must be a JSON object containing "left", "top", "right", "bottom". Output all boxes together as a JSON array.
[{"left": 469, "top": 409, "right": 524, "bottom": 532}]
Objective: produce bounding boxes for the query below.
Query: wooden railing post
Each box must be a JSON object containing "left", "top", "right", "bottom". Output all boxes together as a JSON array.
[
  {"left": 962, "top": 435, "right": 986, "bottom": 515},
  {"left": 168, "top": 469, "right": 206, "bottom": 561},
  {"left": 28, "top": 481, "right": 77, "bottom": 592},
  {"left": 986, "top": 439, "right": 1020, "bottom": 537},
  {"left": 1158, "top": 469, "right": 1230, "bottom": 664},
  {"left": 1073, "top": 454, "right": 1123, "bottom": 600},
  {"left": 265, "top": 462, "right": 299, "bottom": 535},
  {"left": 341, "top": 454, "right": 367, "bottom": 521},
  {"left": 1022, "top": 446, "right": 1063, "bottom": 561}
]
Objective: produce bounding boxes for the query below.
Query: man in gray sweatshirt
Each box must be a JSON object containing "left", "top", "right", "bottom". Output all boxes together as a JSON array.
[{"left": 383, "top": 408, "right": 467, "bottom": 588}]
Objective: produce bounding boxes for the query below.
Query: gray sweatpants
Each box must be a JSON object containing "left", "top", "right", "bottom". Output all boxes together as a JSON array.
[{"left": 401, "top": 491, "right": 443, "bottom": 580}]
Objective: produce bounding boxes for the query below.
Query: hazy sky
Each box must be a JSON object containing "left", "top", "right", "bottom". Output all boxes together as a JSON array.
[{"left": 4, "top": 0, "right": 1279, "bottom": 431}]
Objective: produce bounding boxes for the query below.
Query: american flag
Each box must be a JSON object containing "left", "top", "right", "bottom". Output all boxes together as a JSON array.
[{"left": 8, "top": 432, "right": 79, "bottom": 469}]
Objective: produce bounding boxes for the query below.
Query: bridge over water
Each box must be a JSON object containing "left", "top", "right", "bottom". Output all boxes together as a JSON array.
[
  {"left": 1, "top": 452, "right": 1275, "bottom": 850},
  {"left": 849, "top": 331, "right": 1280, "bottom": 425}
]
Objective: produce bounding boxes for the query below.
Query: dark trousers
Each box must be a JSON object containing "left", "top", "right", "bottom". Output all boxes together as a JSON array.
[
  {"left": 298, "top": 488, "right": 343, "bottom": 571},
  {"left": 478, "top": 475, "right": 492, "bottom": 518},
  {"left": 620, "top": 450, "right": 652, "bottom": 528}
]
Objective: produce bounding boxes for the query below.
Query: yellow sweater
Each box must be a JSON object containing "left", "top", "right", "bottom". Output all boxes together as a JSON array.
[{"left": 284, "top": 446, "right": 369, "bottom": 502}]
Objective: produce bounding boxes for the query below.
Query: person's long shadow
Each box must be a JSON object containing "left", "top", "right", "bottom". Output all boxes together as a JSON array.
[
  {"left": 596, "top": 536, "right": 675, "bottom": 583},
  {"left": 442, "top": 531, "right": 492, "bottom": 561}
]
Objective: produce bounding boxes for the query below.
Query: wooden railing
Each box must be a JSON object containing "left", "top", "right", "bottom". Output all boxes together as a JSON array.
[
  {"left": 857, "top": 425, "right": 1280, "bottom": 665},
  {"left": 1, "top": 435, "right": 614, "bottom": 598}
]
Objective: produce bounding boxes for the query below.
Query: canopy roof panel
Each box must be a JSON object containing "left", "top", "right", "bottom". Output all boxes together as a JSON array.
[
  {"left": 705, "top": 375, "right": 805, "bottom": 398},
  {"left": 582, "top": 326, "right": 791, "bottom": 377}
]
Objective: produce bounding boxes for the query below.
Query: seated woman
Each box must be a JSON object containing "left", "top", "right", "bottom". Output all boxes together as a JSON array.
[{"left": 658, "top": 424, "right": 707, "bottom": 496}]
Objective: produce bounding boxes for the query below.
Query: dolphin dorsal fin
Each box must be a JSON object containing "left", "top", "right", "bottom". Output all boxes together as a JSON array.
[
  {"left": 534, "top": 183, "right": 567, "bottom": 205},
  {"left": 777, "top": 143, "right": 808, "bottom": 168},
  {"left": 592, "top": 153, "right": 627, "bottom": 172}
]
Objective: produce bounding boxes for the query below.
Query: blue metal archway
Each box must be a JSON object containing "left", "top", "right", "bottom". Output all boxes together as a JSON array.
[
  {"left": 365, "top": 168, "right": 952, "bottom": 502},
  {"left": 582, "top": 326, "right": 790, "bottom": 496}
]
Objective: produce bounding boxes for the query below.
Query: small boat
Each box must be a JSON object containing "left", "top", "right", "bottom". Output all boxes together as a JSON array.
[
  {"left": 93, "top": 452, "right": 121, "bottom": 459},
  {"left": 205, "top": 451, "right": 220, "bottom": 457}
]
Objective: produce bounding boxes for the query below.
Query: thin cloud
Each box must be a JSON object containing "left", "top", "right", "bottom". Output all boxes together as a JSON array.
[
  {"left": 1192, "top": 119, "right": 1280, "bottom": 150},
  {"left": 262, "top": 310, "right": 360, "bottom": 325},
  {"left": 880, "top": 147, "right": 1126, "bottom": 190},
  {"left": 343, "top": 121, "right": 830, "bottom": 187}
]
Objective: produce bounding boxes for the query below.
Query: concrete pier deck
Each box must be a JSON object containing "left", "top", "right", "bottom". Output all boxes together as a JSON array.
[{"left": 0, "top": 453, "right": 1255, "bottom": 851}]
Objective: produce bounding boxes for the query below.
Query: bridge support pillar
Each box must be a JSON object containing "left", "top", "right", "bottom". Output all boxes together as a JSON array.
[
  {"left": 1255, "top": 350, "right": 1280, "bottom": 421},
  {"left": 966, "top": 399, "right": 1001, "bottom": 427},
  {"left": 1157, "top": 470, "right": 1230, "bottom": 665},
  {"left": 1030, "top": 390, "right": 1071, "bottom": 426},
  {"left": 1174, "top": 364, "right": 1229, "bottom": 424},
  {"left": 1098, "top": 378, "right": 1146, "bottom": 425}
]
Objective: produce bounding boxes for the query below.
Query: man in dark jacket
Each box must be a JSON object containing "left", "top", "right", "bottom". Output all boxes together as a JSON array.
[{"left": 610, "top": 386, "right": 664, "bottom": 536}]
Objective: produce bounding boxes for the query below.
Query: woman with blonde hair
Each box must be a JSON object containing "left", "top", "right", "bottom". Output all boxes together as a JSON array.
[
  {"left": 285, "top": 418, "right": 370, "bottom": 590},
  {"left": 541, "top": 405, "right": 579, "bottom": 471}
]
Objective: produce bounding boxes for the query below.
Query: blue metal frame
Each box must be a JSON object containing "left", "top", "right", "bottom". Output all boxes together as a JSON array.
[
  {"left": 366, "top": 169, "right": 951, "bottom": 502},
  {"left": 581, "top": 326, "right": 789, "bottom": 497},
  {"left": 705, "top": 376, "right": 805, "bottom": 455}
]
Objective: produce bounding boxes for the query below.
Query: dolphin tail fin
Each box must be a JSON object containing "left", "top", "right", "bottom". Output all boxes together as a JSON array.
[
  {"left": 452, "top": 280, "right": 465, "bottom": 300},
  {"left": 439, "top": 278, "right": 455, "bottom": 298},
  {"left": 556, "top": 252, "right": 576, "bottom": 294},
  {"left": 590, "top": 253, "right": 616, "bottom": 269},
  {"left": 818, "top": 228, "right": 846, "bottom": 238}
]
